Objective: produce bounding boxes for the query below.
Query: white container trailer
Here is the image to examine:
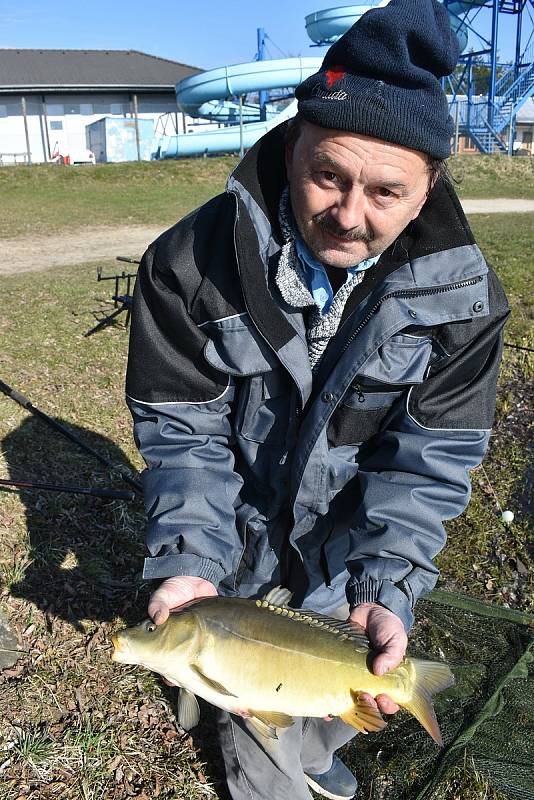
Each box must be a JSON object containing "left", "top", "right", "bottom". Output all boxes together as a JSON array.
[{"left": 86, "top": 117, "right": 155, "bottom": 163}]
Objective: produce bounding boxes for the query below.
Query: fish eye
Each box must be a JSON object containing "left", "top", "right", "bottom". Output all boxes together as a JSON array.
[{"left": 145, "top": 621, "right": 157, "bottom": 633}]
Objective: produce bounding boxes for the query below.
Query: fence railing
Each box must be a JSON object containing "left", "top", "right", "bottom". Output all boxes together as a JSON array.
[{"left": 0, "top": 152, "right": 30, "bottom": 166}]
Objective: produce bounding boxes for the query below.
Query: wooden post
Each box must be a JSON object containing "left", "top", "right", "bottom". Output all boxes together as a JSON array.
[
  {"left": 454, "top": 101, "right": 460, "bottom": 157},
  {"left": 21, "top": 95, "right": 32, "bottom": 164},
  {"left": 41, "top": 95, "right": 51, "bottom": 161},
  {"left": 132, "top": 93, "right": 141, "bottom": 161}
]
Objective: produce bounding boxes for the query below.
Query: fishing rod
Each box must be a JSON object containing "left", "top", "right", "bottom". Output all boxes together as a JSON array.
[
  {"left": 0, "top": 478, "right": 136, "bottom": 501},
  {"left": 0, "top": 378, "right": 142, "bottom": 495},
  {"left": 504, "top": 342, "right": 534, "bottom": 353}
]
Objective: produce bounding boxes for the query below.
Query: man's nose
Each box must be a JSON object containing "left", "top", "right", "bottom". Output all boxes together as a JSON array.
[{"left": 330, "top": 187, "right": 366, "bottom": 231}]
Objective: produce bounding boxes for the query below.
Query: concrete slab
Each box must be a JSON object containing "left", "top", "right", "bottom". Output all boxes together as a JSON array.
[{"left": 0, "top": 610, "right": 21, "bottom": 670}]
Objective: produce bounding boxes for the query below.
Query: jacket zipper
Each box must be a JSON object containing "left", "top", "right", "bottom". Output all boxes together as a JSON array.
[
  {"left": 339, "top": 276, "right": 483, "bottom": 358},
  {"left": 351, "top": 383, "right": 366, "bottom": 403}
]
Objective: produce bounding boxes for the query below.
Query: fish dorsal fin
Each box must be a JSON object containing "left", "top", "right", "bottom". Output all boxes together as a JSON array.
[
  {"left": 177, "top": 688, "right": 200, "bottom": 731},
  {"left": 262, "top": 586, "right": 293, "bottom": 606},
  {"left": 190, "top": 663, "right": 237, "bottom": 697},
  {"left": 339, "top": 691, "right": 387, "bottom": 735},
  {"left": 255, "top": 597, "right": 370, "bottom": 649}
]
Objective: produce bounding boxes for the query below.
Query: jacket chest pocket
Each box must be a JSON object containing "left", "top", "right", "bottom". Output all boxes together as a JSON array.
[
  {"left": 203, "top": 314, "right": 293, "bottom": 445},
  {"left": 236, "top": 368, "right": 291, "bottom": 444},
  {"left": 328, "top": 333, "right": 433, "bottom": 447}
]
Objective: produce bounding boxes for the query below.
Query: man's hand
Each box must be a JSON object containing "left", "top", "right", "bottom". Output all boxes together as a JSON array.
[
  {"left": 148, "top": 576, "right": 218, "bottom": 625},
  {"left": 349, "top": 602, "right": 408, "bottom": 716}
]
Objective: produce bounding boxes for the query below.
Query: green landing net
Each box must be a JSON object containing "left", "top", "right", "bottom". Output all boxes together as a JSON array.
[{"left": 341, "top": 590, "right": 534, "bottom": 800}]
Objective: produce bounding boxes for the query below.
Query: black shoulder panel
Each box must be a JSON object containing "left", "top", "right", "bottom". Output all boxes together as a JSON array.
[
  {"left": 409, "top": 268, "right": 510, "bottom": 430},
  {"left": 125, "top": 194, "right": 245, "bottom": 404}
]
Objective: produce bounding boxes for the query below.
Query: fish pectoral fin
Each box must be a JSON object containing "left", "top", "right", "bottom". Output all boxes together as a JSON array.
[
  {"left": 190, "top": 663, "right": 237, "bottom": 697},
  {"left": 247, "top": 715, "right": 278, "bottom": 740},
  {"left": 245, "top": 710, "right": 294, "bottom": 740},
  {"left": 339, "top": 691, "right": 387, "bottom": 735},
  {"left": 177, "top": 688, "right": 200, "bottom": 731},
  {"left": 251, "top": 710, "right": 294, "bottom": 729}
]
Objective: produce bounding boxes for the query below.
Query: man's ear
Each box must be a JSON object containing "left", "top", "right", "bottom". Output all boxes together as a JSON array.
[{"left": 410, "top": 189, "right": 429, "bottom": 221}]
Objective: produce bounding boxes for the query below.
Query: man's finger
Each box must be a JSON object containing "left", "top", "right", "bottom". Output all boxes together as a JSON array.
[
  {"left": 375, "top": 694, "right": 400, "bottom": 715},
  {"left": 359, "top": 692, "right": 378, "bottom": 710}
]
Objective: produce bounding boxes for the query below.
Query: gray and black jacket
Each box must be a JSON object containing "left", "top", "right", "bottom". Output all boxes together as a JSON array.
[{"left": 126, "top": 123, "right": 509, "bottom": 631}]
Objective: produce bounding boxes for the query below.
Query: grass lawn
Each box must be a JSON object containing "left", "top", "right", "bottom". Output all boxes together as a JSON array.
[
  {"left": 0, "top": 166, "right": 532, "bottom": 799},
  {"left": 1, "top": 152, "right": 533, "bottom": 239}
]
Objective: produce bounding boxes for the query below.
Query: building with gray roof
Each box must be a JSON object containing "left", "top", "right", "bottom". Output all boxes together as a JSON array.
[{"left": 0, "top": 49, "right": 201, "bottom": 164}]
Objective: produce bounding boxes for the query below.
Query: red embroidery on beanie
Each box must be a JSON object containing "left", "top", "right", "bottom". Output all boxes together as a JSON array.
[{"left": 325, "top": 66, "right": 346, "bottom": 88}]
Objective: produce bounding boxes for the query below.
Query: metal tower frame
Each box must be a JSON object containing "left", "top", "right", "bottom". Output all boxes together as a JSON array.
[{"left": 444, "top": 0, "right": 534, "bottom": 153}]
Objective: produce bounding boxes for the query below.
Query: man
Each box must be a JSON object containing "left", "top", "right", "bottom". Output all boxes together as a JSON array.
[{"left": 126, "top": 1, "right": 509, "bottom": 798}]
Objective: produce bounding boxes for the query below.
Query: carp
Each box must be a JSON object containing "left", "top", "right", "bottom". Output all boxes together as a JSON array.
[{"left": 111, "top": 587, "right": 453, "bottom": 743}]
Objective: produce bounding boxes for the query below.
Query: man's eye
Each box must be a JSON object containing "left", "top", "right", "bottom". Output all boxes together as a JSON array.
[
  {"left": 376, "top": 187, "right": 394, "bottom": 198},
  {"left": 320, "top": 171, "right": 338, "bottom": 183}
]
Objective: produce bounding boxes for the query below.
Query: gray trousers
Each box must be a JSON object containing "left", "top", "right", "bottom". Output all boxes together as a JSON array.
[{"left": 217, "top": 711, "right": 357, "bottom": 800}]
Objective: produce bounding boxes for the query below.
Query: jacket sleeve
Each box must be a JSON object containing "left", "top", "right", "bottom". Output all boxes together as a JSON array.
[
  {"left": 345, "top": 276, "right": 510, "bottom": 631},
  {"left": 126, "top": 241, "right": 244, "bottom": 584}
]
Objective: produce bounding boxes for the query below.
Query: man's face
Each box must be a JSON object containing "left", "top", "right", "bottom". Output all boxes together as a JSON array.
[{"left": 285, "top": 122, "right": 431, "bottom": 269}]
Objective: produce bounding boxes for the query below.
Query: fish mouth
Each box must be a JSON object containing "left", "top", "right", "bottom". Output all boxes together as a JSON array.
[{"left": 110, "top": 634, "right": 128, "bottom": 662}]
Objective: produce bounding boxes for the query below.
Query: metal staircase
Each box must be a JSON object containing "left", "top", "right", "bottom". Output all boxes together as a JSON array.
[
  {"left": 466, "top": 56, "right": 534, "bottom": 154},
  {"left": 447, "top": 0, "right": 534, "bottom": 154}
]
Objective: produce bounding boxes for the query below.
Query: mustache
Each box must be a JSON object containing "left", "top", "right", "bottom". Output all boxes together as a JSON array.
[{"left": 314, "top": 211, "right": 374, "bottom": 243}]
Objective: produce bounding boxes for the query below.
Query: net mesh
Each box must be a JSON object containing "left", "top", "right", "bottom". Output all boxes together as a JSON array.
[{"left": 340, "top": 590, "right": 534, "bottom": 800}]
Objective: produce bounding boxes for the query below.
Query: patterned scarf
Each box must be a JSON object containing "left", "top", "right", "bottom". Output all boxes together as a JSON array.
[{"left": 276, "top": 187, "right": 366, "bottom": 371}]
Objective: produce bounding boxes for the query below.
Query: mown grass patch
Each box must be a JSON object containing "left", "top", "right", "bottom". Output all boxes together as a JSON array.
[
  {"left": 0, "top": 157, "right": 237, "bottom": 238},
  {"left": 1, "top": 152, "right": 533, "bottom": 239},
  {"left": 449, "top": 154, "right": 534, "bottom": 199},
  {"left": 436, "top": 214, "right": 534, "bottom": 611},
  {"left": 0, "top": 212, "right": 532, "bottom": 798}
]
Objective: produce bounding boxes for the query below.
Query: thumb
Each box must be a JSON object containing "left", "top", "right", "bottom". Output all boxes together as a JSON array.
[
  {"left": 148, "top": 594, "right": 171, "bottom": 625},
  {"left": 372, "top": 652, "right": 397, "bottom": 677}
]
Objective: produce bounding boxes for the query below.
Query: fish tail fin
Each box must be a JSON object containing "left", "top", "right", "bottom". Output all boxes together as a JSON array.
[{"left": 403, "top": 659, "right": 454, "bottom": 746}]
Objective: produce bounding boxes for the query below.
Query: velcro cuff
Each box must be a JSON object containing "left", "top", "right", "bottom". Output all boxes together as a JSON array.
[
  {"left": 142, "top": 554, "right": 226, "bottom": 585},
  {"left": 347, "top": 578, "right": 414, "bottom": 632}
]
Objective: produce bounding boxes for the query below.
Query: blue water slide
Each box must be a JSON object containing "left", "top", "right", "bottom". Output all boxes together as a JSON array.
[
  {"left": 159, "top": 1, "right": 473, "bottom": 158},
  {"left": 305, "top": 1, "right": 389, "bottom": 44},
  {"left": 159, "top": 57, "right": 322, "bottom": 158},
  {"left": 305, "top": 1, "right": 473, "bottom": 52}
]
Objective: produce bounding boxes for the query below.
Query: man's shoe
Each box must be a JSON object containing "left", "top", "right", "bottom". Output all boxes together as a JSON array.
[{"left": 304, "top": 756, "right": 358, "bottom": 800}]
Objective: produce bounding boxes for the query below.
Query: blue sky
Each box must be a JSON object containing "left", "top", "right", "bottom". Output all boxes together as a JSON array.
[{"left": 0, "top": 0, "right": 527, "bottom": 70}]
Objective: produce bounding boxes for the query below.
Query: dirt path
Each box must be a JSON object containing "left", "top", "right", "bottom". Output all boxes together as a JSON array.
[
  {"left": 461, "top": 198, "right": 534, "bottom": 214},
  {"left": 1, "top": 224, "right": 165, "bottom": 276},
  {"left": 2, "top": 199, "right": 534, "bottom": 276}
]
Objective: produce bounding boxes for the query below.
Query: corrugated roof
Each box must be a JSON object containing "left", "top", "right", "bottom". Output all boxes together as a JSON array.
[{"left": 0, "top": 49, "right": 201, "bottom": 91}]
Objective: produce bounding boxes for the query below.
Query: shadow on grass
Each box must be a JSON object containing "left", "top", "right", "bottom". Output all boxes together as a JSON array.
[
  {"left": 2, "top": 414, "right": 233, "bottom": 796},
  {"left": 159, "top": 685, "right": 232, "bottom": 800},
  {"left": 2, "top": 414, "right": 148, "bottom": 627}
]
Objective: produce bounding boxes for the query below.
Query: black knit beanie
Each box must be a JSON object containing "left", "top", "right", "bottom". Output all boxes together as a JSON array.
[{"left": 295, "top": 0, "right": 460, "bottom": 158}]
